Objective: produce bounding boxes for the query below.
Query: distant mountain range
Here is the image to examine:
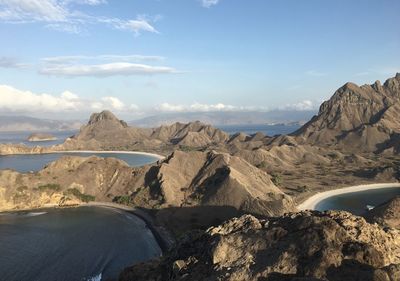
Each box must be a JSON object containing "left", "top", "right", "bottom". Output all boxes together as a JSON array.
[
  {"left": 0, "top": 115, "right": 82, "bottom": 132},
  {"left": 129, "top": 110, "right": 316, "bottom": 127}
]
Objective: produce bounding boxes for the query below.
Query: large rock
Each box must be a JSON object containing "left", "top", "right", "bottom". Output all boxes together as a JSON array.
[{"left": 119, "top": 211, "right": 400, "bottom": 281}]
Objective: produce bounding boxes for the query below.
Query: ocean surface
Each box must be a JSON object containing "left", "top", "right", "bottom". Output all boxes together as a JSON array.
[
  {"left": 314, "top": 187, "right": 400, "bottom": 215},
  {"left": 216, "top": 124, "right": 301, "bottom": 136},
  {"left": 0, "top": 207, "right": 161, "bottom": 281},
  {"left": 0, "top": 152, "right": 160, "bottom": 173},
  {"left": 0, "top": 130, "right": 78, "bottom": 147}
]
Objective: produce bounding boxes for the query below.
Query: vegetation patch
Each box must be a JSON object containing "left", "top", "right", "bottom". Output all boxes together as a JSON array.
[
  {"left": 256, "top": 161, "right": 267, "bottom": 169},
  {"left": 38, "top": 183, "right": 61, "bottom": 192},
  {"left": 271, "top": 173, "right": 283, "bottom": 186},
  {"left": 64, "top": 188, "right": 95, "bottom": 202},
  {"left": 113, "top": 195, "right": 132, "bottom": 205}
]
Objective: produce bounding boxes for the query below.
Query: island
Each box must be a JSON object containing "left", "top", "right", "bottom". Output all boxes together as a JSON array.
[{"left": 27, "top": 133, "right": 57, "bottom": 142}]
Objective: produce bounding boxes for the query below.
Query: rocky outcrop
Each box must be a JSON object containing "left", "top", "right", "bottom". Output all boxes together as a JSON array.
[
  {"left": 150, "top": 121, "right": 229, "bottom": 145},
  {"left": 152, "top": 150, "right": 293, "bottom": 215},
  {"left": 0, "top": 156, "right": 142, "bottom": 211},
  {"left": 55, "top": 111, "right": 229, "bottom": 151},
  {"left": 27, "top": 133, "right": 57, "bottom": 142},
  {"left": 365, "top": 197, "right": 400, "bottom": 229},
  {"left": 293, "top": 73, "right": 400, "bottom": 154},
  {"left": 68, "top": 110, "right": 151, "bottom": 149},
  {"left": 119, "top": 211, "right": 400, "bottom": 281}
]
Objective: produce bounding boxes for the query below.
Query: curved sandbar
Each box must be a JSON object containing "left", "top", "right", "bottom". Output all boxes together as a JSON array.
[
  {"left": 297, "top": 183, "right": 400, "bottom": 210},
  {"left": 51, "top": 150, "right": 165, "bottom": 160}
]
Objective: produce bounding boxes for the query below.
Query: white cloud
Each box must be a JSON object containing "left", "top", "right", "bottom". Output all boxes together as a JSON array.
[
  {"left": 157, "top": 103, "right": 186, "bottom": 112},
  {"left": 69, "top": 0, "right": 107, "bottom": 5},
  {"left": 201, "top": 0, "right": 219, "bottom": 8},
  {"left": 0, "top": 84, "right": 137, "bottom": 113},
  {"left": 190, "top": 102, "right": 236, "bottom": 112},
  {"left": 39, "top": 62, "right": 177, "bottom": 77},
  {"left": 0, "top": 0, "right": 159, "bottom": 35},
  {"left": 0, "top": 0, "right": 68, "bottom": 22},
  {"left": 98, "top": 17, "right": 158, "bottom": 36},
  {"left": 280, "top": 100, "right": 317, "bottom": 111},
  {"left": 42, "top": 54, "right": 165, "bottom": 64},
  {"left": 0, "top": 56, "right": 28, "bottom": 68},
  {"left": 156, "top": 102, "right": 252, "bottom": 113},
  {"left": 101, "top": 96, "right": 124, "bottom": 110}
]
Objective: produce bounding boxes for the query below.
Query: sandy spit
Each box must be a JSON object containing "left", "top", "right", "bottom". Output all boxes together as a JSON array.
[{"left": 297, "top": 183, "right": 400, "bottom": 210}]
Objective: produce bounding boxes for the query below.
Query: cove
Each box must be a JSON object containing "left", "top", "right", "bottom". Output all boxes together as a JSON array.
[
  {"left": 0, "top": 206, "right": 162, "bottom": 281},
  {"left": 0, "top": 151, "right": 162, "bottom": 173}
]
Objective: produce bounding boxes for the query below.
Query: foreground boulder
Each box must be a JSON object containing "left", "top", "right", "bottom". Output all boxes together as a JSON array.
[{"left": 119, "top": 211, "right": 400, "bottom": 281}]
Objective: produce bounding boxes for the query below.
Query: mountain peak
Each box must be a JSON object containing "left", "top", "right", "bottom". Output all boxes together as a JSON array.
[{"left": 88, "top": 110, "right": 128, "bottom": 128}]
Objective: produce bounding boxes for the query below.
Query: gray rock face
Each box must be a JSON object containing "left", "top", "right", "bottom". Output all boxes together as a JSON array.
[
  {"left": 293, "top": 73, "right": 400, "bottom": 153},
  {"left": 119, "top": 211, "right": 400, "bottom": 281}
]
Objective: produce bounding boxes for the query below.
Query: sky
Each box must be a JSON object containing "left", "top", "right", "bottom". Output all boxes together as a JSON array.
[{"left": 0, "top": 0, "right": 399, "bottom": 120}]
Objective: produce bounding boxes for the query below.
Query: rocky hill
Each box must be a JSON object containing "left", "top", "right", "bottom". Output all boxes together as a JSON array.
[
  {"left": 0, "top": 150, "right": 294, "bottom": 234},
  {"left": 119, "top": 211, "right": 400, "bottom": 281},
  {"left": 293, "top": 73, "right": 400, "bottom": 154},
  {"left": 0, "top": 156, "right": 138, "bottom": 211},
  {"left": 365, "top": 197, "right": 400, "bottom": 229},
  {"left": 59, "top": 110, "right": 228, "bottom": 152}
]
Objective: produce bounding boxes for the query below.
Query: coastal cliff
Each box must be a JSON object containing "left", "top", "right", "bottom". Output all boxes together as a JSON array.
[{"left": 119, "top": 211, "right": 400, "bottom": 281}]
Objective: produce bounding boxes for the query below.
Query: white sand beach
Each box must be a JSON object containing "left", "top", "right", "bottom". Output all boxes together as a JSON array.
[
  {"left": 297, "top": 183, "right": 400, "bottom": 210},
  {"left": 53, "top": 150, "right": 165, "bottom": 160}
]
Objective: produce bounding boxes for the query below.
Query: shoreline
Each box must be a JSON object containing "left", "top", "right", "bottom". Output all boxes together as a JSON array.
[
  {"left": 0, "top": 149, "right": 165, "bottom": 160},
  {"left": 297, "top": 182, "right": 400, "bottom": 210},
  {"left": 52, "top": 150, "right": 165, "bottom": 160},
  {"left": 0, "top": 201, "right": 173, "bottom": 254}
]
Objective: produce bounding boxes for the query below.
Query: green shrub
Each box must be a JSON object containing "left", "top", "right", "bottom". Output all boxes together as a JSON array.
[
  {"left": 271, "top": 173, "right": 283, "bottom": 186},
  {"left": 113, "top": 195, "right": 132, "bottom": 205},
  {"left": 64, "top": 188, "right": 95, "bottom": 203},
  {"left": 256, "top": 161, "right": 267, "bottom": 169},
  {"left": 38, "top": 183, "right": 61, "bottom": 192}
]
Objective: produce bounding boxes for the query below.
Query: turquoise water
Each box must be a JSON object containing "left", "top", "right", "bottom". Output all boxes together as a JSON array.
[
  {"left": 314, "top": 187, "right": 400, "bottom": 215},
  {"left": 0, "top": 152, "right": 160, "bottom": 173},
  {"left": 0, "top": 207, "right": 161, "bottom": 281}
]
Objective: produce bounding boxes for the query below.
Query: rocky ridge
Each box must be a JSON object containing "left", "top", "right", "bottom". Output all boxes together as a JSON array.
[
  {"left": 292, "top": 73, "right": 400, "bottom": 153},
  {"left": 120, "top": 211, "right": 400, "bottom": 281}
]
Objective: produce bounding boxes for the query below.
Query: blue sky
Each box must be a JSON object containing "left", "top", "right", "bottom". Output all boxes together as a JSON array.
[{"left": 0, "top": 0, "right": 399, "bottom": 119}]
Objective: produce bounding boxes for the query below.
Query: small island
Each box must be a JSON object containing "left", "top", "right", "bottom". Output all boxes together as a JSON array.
[{"left": 27, "top": 133, "right": 57, "bottom": 142}]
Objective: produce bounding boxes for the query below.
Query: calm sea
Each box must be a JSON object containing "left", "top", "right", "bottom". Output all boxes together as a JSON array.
[
  {"left": 0, "top": 130, "right": 77, "bottom": 147},
  {"left": 0, "top": 152, "right": 160, "bottom": 173},
  {"left": 216, "top": 124, "right": 300, "bottom": 136},
  {"left": 0, "top": 207, "right": 161, "bottom": 281},
  {"left": 315, "top": 187, "right": 400, "bottom": 215}
]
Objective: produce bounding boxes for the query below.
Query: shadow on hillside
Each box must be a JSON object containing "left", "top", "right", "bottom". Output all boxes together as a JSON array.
[{"left": 135, "top": 205, "right": 247, "bottom": 242}]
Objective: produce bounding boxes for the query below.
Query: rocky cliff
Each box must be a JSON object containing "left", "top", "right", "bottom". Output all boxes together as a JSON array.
[
  {"left": 120, "top": 211, "right": 400, "bottom": 281},
  {"left": 58, "top": 111, "right": 229, "bottom": 152},
  {"left": 293, "top": 73, "right": 400, "bottom": 153}
]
